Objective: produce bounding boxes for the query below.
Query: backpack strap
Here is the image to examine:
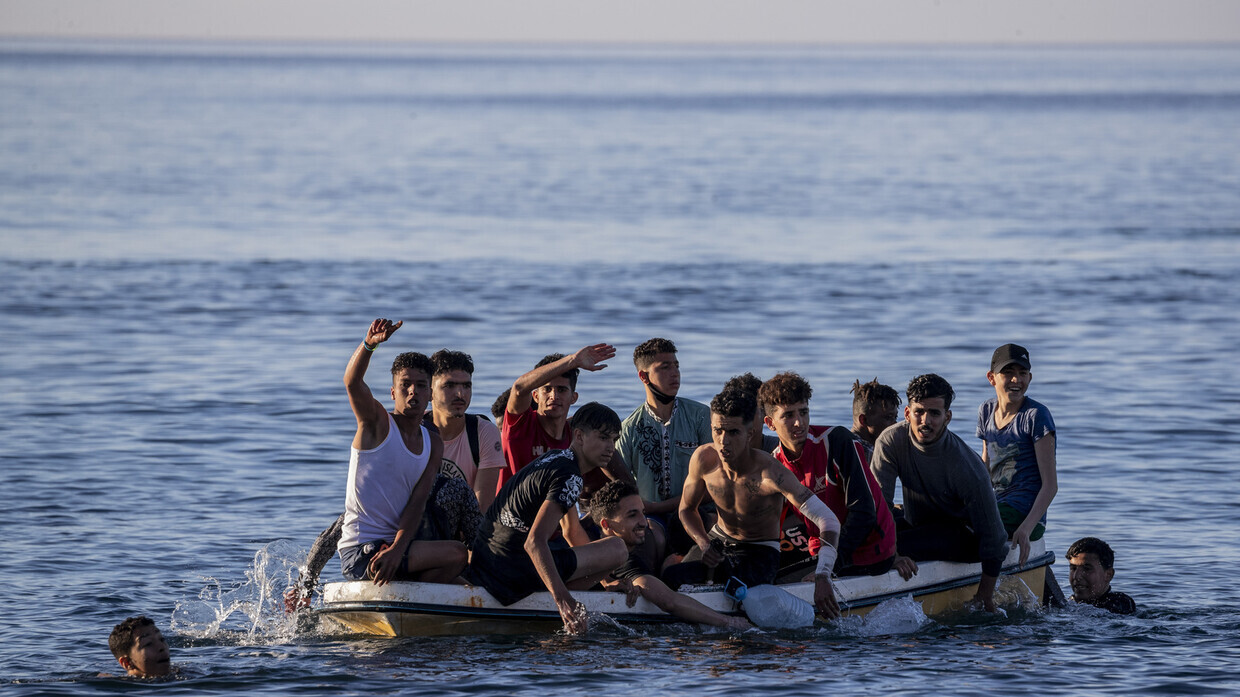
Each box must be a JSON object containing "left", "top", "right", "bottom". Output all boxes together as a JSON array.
[{"left": 466, "top": 413, "right": 480, "bottom": 467}]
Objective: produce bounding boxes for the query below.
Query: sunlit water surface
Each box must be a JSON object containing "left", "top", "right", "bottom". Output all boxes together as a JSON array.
[{"left": 1, "top": 41, "right": 1238, "bottom": 695}]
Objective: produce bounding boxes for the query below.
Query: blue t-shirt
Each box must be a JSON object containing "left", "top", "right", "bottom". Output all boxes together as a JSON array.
[{"left": 975, "top": 397, "right": 1056, "bottom": 521}]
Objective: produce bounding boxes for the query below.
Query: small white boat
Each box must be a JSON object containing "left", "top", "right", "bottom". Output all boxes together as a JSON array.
[{"left": 316, "top": 540, "right": 1055, "bottom": 636}]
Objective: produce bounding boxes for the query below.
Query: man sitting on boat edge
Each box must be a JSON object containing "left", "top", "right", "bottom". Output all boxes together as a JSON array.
[
  {"left": 870, "top": 373, "right": 1008, "bottom": 612},
  {"left": 336, "top": 319, "right": 468, "bottom": 586},
  {"left": 465, "top": 402, "right": 629, "bottom": 634},
  {"left": 666, "top": 387, "right": 843, "bottom": 619}
]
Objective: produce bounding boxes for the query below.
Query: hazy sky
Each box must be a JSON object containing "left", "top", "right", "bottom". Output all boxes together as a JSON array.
[{"left": 2, "top": 0, "right": 1239, "bottom": 45}]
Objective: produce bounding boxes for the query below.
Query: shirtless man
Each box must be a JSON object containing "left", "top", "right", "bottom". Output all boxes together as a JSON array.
[
  {"left": 672, "top": 388, "right": 842, "bottom": 619},
  {"left": 336, "top": 318, "right": 467, "bottom": 585}
]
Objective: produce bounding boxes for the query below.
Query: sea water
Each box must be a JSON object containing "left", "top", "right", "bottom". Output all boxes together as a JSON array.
[{"left": 1, "top": 40, "right": 1239, "bottom": 695}]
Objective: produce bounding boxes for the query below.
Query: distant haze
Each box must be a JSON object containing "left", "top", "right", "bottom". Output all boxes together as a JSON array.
[{"left": 2, "top": 0, "right": 1239, "bottom": 44}]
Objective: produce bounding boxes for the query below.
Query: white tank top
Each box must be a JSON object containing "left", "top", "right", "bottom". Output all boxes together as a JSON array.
[{"left": 338, "top": 414, "right": 431, "bottom": 550}]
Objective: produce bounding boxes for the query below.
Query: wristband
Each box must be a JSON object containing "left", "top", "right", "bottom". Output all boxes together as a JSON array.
[
  {"left": 816, "top": 543, "right": 838, "bottom": 576},
  {"left": 363, "top": 341, "right": 376, "bottom": 352}
]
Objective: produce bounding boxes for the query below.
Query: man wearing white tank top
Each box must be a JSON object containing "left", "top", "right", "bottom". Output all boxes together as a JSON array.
[{"left": 336, "top": 318, "right": 468, "bottom": 585}]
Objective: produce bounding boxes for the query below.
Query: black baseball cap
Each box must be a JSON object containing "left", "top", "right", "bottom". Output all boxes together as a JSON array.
[{"left": 991, "top": 344, "right": 1031, "bottom": 373}]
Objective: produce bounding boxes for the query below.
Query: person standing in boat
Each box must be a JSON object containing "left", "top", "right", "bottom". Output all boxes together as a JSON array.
[
  {"left": 1065, "top": 537, "right": 1137, "bottom": 615},
  {"left": 668, "top": 388, "right": 843, "bottom": 619},
  {"left": 465, "top": 402, "right": 629, "bottom": 634},
  {"left": 615, "top": 338, "right": 714, "bottom": 557},
  {"left": 977, "top": 344, "right": 1058, "bottom": 566},
  {"left": 870, "top": 373, "right": 1009, "bottom": 612},
  {"left": 758, "top": 372, "right": 901, "bottom": 578},
  {"left": 335, "top": 318, "right": 468, "bottom": 585},
  {"left": 850, "top": 378, "right": 901, "bottom": 463}
]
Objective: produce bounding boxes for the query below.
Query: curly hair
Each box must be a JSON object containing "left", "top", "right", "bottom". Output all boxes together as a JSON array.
[
  {"left": 757, "top": 371, "right": 812, "bottom": 413},
  {"left": 710, "top": 387, "right": 757, "bottom": 423},
  {"left": 391, "top": 352, "right": 433, "bottom": 383},
  {"left": 108, "top": 616, "right": 155, "bottom": 659},
  {"left": 535, "top": 352, "right": 580, "bottom": 391},
  {"left": 1066, "top": 537, "right": 1116, "bottom": 570},
  {"left": 906, "top": 373, "right": 955, "bottom": 410},
  {"left": 723, "top": 372, "right": 763, "bottom": 397},
  {"left": 632, "top": 338, "right": 677, "bottom": 370},
  {"left": 851, "top": 378, "right": 900, "bottom": 418},
  {"left": 589, "top": 479, "right": 641, "bottom": 522},
  {"left": 430, "top": 349, "right": 474, "bottom": 377}
]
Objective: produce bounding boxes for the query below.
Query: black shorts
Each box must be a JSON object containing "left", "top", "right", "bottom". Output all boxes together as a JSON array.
[
  {"left": 662, "top": 527, "right": 780, "bottom": 590},
  {"left": 465, "top": 540, "right": 579, "bottom": 606}
]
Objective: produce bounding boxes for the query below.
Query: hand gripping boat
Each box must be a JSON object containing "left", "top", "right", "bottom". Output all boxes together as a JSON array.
[{"left": 315, "top": 540, "right": 1056, "bottom": 636}]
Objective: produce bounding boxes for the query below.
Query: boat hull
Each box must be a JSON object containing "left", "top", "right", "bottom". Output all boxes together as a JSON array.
[{"left": 316, "top": 542, "right": 1054, "bottom": 636}]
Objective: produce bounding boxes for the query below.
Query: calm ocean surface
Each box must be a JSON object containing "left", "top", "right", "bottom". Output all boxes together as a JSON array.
[{"left": 2, "top": 40, "right": 1238, "bottom": 695}]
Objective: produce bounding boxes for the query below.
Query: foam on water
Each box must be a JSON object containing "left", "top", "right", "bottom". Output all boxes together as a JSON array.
[{"left": 170, "top": 541, "right": 306, "bottom": 645}]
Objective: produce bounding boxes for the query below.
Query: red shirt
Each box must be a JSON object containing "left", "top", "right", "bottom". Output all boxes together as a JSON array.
[
  {"left": 775, "top": 425, "right": 896, "bottom": 567},
  {"left": 499, "top": 407, "right": 573, "bottom": 490}
]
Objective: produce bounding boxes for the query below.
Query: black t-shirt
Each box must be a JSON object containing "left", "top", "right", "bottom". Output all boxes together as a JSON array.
[
  {"left": 474, "top": 449, "right": 583, "bottom": 558},
  {"left": 1083, "top": 589, "right": 1137, "bottom": 615},
  {"left": 611, "top": 549, "right": 654, "bottom": 582}
]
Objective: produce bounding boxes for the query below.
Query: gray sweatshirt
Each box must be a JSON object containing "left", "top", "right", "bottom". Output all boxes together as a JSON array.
[{"left": 870, "top": 422, "right": 1009, "bottom": 571}]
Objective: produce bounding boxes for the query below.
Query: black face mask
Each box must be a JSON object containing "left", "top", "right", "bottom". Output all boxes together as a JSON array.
[{"left": 645, "top": 380, "right": 676, "bottom": 405}]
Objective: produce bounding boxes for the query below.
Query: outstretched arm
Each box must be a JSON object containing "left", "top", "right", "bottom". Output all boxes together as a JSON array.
[
  {"left": 506, "top": 344, "right": 616, "bottom": 415},
  {"left": 525, "top": 499, "right": 585, "bottom": 633},
  {"left": 633, "top": 574, "right": 752, "bottom": 630},
  {"left": 346, "top": 318, "right": 402, "bottom": 447}
]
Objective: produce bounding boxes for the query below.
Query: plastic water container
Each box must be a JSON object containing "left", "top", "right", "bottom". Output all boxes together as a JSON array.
[{"left": 733, "top": 583, "right": 816, "bottom": 629}]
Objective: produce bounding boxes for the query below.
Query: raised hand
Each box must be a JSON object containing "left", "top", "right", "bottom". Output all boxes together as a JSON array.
[
  {"left": 572, "top": 343, "right": 616, "bottom": 372},
  {"left": 365, "top": 318, "right": 403, "bottom": 347}
]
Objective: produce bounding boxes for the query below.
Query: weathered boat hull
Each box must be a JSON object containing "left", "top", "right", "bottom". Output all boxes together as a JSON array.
[{"left": 317, "top": 541, "right": 1054, "bottom": 636}]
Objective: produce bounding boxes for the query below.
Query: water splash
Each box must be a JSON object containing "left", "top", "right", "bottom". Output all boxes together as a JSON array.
[
  {"left": 171, "top": 540, "right": 306, "bottom": 644},
  {"left": 836, "top": 595, "right": 930, "bottom": 636}
]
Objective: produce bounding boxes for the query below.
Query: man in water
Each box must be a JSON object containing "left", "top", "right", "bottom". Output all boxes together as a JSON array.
[
  {"left": 850, "top": 378, "right": 901, "bottom": 462},
  {"left": 670, "top": 388, "right": 842, "bottom": 619},
  {"left": 616, "top": 338, "right": 713, "bottom": 556},
  {"left": 107, "top": 616, "right": 171, "bottom": 678},
  {"left": 1066, "top": 537, "right": 1136, "bottom": 614},
  {"left": 466, "top": 402, "right": 630, "bottom": 634},
  {"left": 585, "top": 480, "right": 752, "bottom": 630},
  {"left": 870, "top": 373, "right": 1008, "bottom": 612}
]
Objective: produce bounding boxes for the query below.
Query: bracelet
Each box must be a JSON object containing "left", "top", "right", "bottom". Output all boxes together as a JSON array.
[{"left": 363, "top": 341, "right": 376, "bottom": 352}]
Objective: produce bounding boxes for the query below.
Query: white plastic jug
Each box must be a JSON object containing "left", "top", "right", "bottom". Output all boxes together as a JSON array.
[{"left": 736, "top": 583, "right": 816, "bottom": 629}]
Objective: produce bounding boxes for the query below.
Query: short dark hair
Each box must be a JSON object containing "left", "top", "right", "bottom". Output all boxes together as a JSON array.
[
  {"left": 851, "top": 378, "right": 900, "bottom": 418},
  {"left": 710, "top": 388, "right": 757, "bottom": 423},
  {"left": 1066, "top": 537, "right": 1116, "bottom": 570},
  {"left": 391, "top": 352, "right": 434, "bottom": 382},
  {"left": 109, "top": 616, "right": 155, "bottom": 659},
  {"left": 906, "top": 373, "right": 955, "bottom": 410},
  {"left": 633, "top": 338, "right": 677, "bottom": 370},
  {"left": 589, "top": 479, "right": 641, "bottom": 522},
  {"left": 491, "top": 388, "right": 511, "bottom": 421},
  {"left": 536, "top": 352, "right": 580, "bottom": 391},
  {"left": 570, "top": 401, "right": 621, "bottom": 435},
  {"left": 430, "top": 349, "right": 474, "bottom": 378},
  {"left": 757, "top": 371, "right": 812, "bottom": 413}
]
